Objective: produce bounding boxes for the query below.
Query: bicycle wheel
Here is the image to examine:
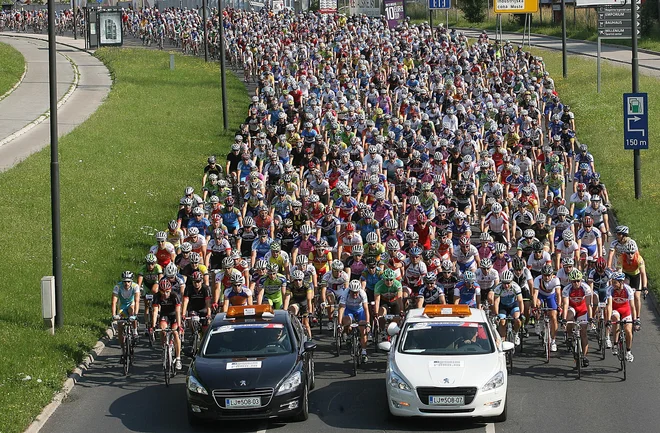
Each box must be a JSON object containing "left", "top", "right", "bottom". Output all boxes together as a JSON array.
[
  {"left": 122, "top": 335, "right": 130, "bottom": 376},
  {"left": 575, "top": 336, "right": 582, "bottom": 379},
  {"left": 544, "top": 323, "right": 551, "bottom": 363},
  {"left": 618, "top": 334, "right": 626, "bottom": 380},
  {"left": 372, "top": 318, "right": 380, "bottom": 353},
  {"left": 192, "top": 330, "right": 200, "bottom": 357},
  {"left": 599, "top": 320, "right": 606, "bottom": 360},
  {"left": 334, "top": 316, "right": 341, "bottom": 357},
  {"left": 352, "top": 332, "right": 358, "bottom": 377},
  {"left": 164, "top": 347, "right": 171, "bottom": 387}
]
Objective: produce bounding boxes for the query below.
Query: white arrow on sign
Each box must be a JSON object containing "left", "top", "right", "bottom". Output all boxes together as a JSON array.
[{"left": 627, "top": 116, "right": 646, "bottom": 136}]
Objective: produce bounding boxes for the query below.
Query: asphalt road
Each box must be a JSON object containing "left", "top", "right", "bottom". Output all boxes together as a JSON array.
[{"left": 42, "top": 299, "right": 660, "bottom": 433}]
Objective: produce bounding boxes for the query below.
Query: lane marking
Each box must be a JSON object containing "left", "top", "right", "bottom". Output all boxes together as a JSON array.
[{"left": 485, "top": 422, "right": 496, "bottom": 433}]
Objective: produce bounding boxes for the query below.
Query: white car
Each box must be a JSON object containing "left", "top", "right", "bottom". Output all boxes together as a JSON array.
[{"left": 379, "top": 305, "right": 513, "bottom": 422}]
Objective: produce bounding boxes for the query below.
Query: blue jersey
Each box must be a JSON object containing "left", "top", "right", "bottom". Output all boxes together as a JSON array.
[
  {"left": 454, "top": 281, "right": 481, "bottom": 307},
  {"left": 251, "top": 239, "right": 272, "bottom": 259}
]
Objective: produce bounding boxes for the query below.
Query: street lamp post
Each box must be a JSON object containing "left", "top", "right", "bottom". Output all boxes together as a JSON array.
[
  {"left": 219, "top": 4, "right": 228, "bottom": 130},
  {"left": 203, "top": 0, "right": 209, "bottom": 62}
]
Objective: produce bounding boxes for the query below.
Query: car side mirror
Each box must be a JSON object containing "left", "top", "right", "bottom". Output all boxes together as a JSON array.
[
  {"left": 378, "top": 341, "right": 392, "bottom": 352},
  {"left": 501, "top": 341, "right": 515, "bottom": 352},
  {"left": 303, "top": 341, "right": 317, "bottom": 353},
  {"left": 387, "top": 322, "right": 400, "bottom": 337}
]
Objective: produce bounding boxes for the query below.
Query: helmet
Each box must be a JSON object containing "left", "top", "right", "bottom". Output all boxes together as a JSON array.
[
  {"left": 185, "top": 186, "right": 195, "bottom": 196},
  {"left": 562, "top": 231, "right": 574, "bottom": 242},
  {"left": 562, "top": 257, "right": 575, "bottom": 266},
  {"left": 188, "top": 227, "right": 200, "bottom": 236},
  {"left": 158, "top": 279, "right": 172, "bottom": 292},
  {"left": 229, "top": 273, "right": 244, "bottom": 285},
  {"left": 385, "top": 219, "right": 398, "bottom": 230},
  {"left": 624, "top": 240, "right": 638, "bottom": 254},
  {"left": 331, "top": 260, "right": 344, "bottom": 271},
  {"left": 595, "top": 257, "right": 607, "bottom": 272},
  {"left": 192, "top": 271, "right": 204, "bottom": 282},
  {"left": 267, "top": 263, "right": 279, "bottom": 273},
  {"left": 424, "top": 272, "right": 437, "bottom": 283},
  {"left": 192, "top": 207, "right": 204, "bottom": 216},
  {"left": 512, "top": 257, "right": 526, "bottom": 270},
  {"left": 576, "top": 183, "right": 587, "bottom": 192},
  {"left": 349, "top": 280, "right": 362, "bottom": 292},
  {"left": 410, "top": 247, "right": 423, "bottom": 256},
  {"left": 366, "top": 232, "right": 378, "bottom": 244},
  {"left": 300, "top": 225, "right": 312, "bottom": 235},
  {"left": 615, "top": 225, "right": 629, "bottom": 235},
  {"left": 541, "top": 265, "right": 554, "bottom": 276},
  {"left": 480, "top": 258, "right": 492, "bottom": 268},
  {"left": 459, "top": 236, "right": 471, "bottom": 246},
  {"left": 492, "top": 203, "right": 502, "bottom": 213},
  {"left": 568, "top": 269, "right": 583, "bottom": 281},
  {"left": 291, "top": 270, "right": 305, "bottom": 281},
  {"left": 181, "top": 242, "right": 192, "bottom": 253},
  {"left": 409, "top": 196, "right": 420, "bottom": 205},
  {"left": 296, "top": 254, "right": 309, "bottom": 265},
  {"left": 500, "top": 270, "right": 514, "bottom": 283},
  {"left": 352, "top": 245, "right": 364, "bottom": 255},
  {"left": 121, "top": 271, "right": 134, "bottom": 282},
  {"left": 556, "top": 206, "right": 569, "bottom": 216},
  {"left": 480, "top": 232, "right": 492, "bottom": 242},
  {"left": 145, "top": 253, "right": 157, "bottom": 264},
  {"left": 386, "top": 239, "right": 400, "bottom": 251},
  {"left": 222, "top": 257, "right": 235, "bottom": 269},
  {"left": 532, "top": 241, "right": 543, "bottom": 252},
  {"left": 168, "top": 220, "right": 178, "bottom": 230},
  {"left": 270, "top": 241, "right": 281, "bottom": 252},
  {"left": 611, "top": 271, "right": 626, "bottom": 281},
  {"left": 208, "top": 155, "right": 216, "bottom": 164},
  {"left": 582, "top": 216, "right": 593, "bottom": 227},
  {"left": 243, "top": 216, "right": 255, "bottom": 227},
  {"left": 382, "top": 269, "right": 396, "bottom": 280},
  {"left": 463, "top": 271, "right": 476, "bottom": 283},
  {"left": 164, "top": 263, "right": 178, "bottom": 277},
  {"left": 190, "top": 252, "right": 201, "bottom": 264},
  {"left": 494, "top": 243, "right": 507, "bottom": 253},
  {"left": 523, "top": 229, "right": 535, "bottom": 239},
  {"left": 155, "top": 231, "right": 167, "bottom": 242}
]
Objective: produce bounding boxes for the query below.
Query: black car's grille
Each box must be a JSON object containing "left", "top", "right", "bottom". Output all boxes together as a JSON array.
[
  {"left": 416, "top": 387, "right": 477, "bottom": 405},
  {"left": 212, "top": 388, "right": 275, "bottom": 409}
]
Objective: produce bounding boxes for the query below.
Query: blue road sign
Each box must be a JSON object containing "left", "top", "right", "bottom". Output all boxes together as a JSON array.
[
  {"left": 429, "top": 0, "right": 451, "bottom": 9},
  {"left": 623, "top": 93, "right": 648, "bottom": 150}
]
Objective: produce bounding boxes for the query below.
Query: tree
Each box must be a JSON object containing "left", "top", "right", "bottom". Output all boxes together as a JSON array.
[{"left": 459, "top": 0, "right": 487, "bottom": 23}]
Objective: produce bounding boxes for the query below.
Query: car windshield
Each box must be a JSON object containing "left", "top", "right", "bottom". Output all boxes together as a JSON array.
[
  {"left": 399, "top": 321, "right": 494, "bottom": 355},
  {"left": 202, "top": 323, "right": 293, "bottom": 358}
]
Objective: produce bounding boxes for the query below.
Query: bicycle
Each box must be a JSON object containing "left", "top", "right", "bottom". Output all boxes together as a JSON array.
[
  {"left": 594, "top": 301, "right": 608, "bottom": 360},
  {"left": 346, "top": 322, "right": 362, "bottom": 376},
  {"left": 564, "top": 320, "right": 588, "bottom": 379},
  {"left": 535, "top": 307, "right": 554, "bottom": 363},
  {"left": 185, "top": 314, "right": 205, "bottom": 357},
  {"left": 155, "top": 328, "right": 177, "bottom": 386},
  {"left": 143, "top": 293, "right": 155, "bottom": 347},
  {"left": 112, "top": 317, "right": 137, "bottom": 376},
  {"left": 502, "top": 316, "right": 516, "bottom": 373},
  {"left": 612, "top": 319, "right": 634, "bottom": 381}
]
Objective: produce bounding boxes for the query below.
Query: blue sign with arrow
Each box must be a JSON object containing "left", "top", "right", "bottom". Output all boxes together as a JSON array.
[
  {"left": 429, "top": 0, "right": 451, "bottom": 9},
  {"left": 623, "top": 92, "right": 648, "bottom": 150}
]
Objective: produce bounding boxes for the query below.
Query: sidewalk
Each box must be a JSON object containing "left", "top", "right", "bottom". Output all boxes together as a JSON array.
[
  {"left": 460, "top": 28, "right": 660, "bottom": 78},
  {"left": 0, "top": 33, "right": 111, "bottom": 172}
]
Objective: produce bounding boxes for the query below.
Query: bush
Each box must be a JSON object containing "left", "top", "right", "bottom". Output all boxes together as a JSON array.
[{"left": 459, "top": 0, "right": 487, "bottom": 23}]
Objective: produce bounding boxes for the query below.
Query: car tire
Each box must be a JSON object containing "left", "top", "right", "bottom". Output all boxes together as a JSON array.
[
  {"left": 187, "top": 407, "right": 204, "bottom": 427},
  {"left": 309, "top": 358, "right": 316, "bottom": 390},
  {"left": 293, "top": 383, "right": 309, "bottom": 422},
  {"left": 490, "top": 399, "right": 507, "bottom": 423}
]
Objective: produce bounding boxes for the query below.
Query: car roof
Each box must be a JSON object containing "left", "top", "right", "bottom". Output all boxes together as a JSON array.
[
  {"left": 404, "top": 307, "right": 488, "bottom": 324},
  {"left": 211, "top": 309, "right": 290, "bottom": 327}
]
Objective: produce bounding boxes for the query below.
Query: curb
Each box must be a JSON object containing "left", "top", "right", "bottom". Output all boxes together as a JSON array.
[
  {"left": 0, "top": 60, "right": 27, "bottom": 103},
  {"left": 0, "top": 32, "right": 90, "bottom": 54},
  {"left": 0, "top": 52, "right": 80, "bottom": 149},
  {"left": 23, "top": 328, "right": 114, "bottom": 433}
]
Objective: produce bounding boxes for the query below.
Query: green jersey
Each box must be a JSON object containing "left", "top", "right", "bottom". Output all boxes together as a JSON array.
[{"left": 374, "top": 279, "right": 402, "bottom": 301}]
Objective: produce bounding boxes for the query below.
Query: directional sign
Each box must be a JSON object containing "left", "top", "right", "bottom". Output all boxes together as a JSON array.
[
  {"left": 429, "top": 0, "right": 450, "bottom": 9},
  {"left": 623, "top": 93, "right": 649, "bottom": 150},
  {"left": 598, "top": 28, "right": 633, "bottom": 38},
  {"left": 493, "top": 0, "right": 539, "bottom": 13},
  {"left": 598, "top": 19, "right": 631, "bottom": 28}
]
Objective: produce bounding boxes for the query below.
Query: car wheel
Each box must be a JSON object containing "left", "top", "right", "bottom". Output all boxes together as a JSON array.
[
  {"left": 309, "top": 358, "right": 316, "bottom": 390},
  {"left": 292, "top": 383, "right": 309, "bottom": 422},
  {"left": 490, "top": 399, "right": 507, "bottom": 423},
  {"left": 187, "top": 407, "right": 204, "bottom": 427}
]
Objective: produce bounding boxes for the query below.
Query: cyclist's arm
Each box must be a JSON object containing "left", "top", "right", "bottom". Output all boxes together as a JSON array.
[
  {"left": 517, "top": 293, "right": 524, "bottom": 314},
  {"left": 493, "top": 294, "right": 500, "bottom": 316},
  {"left": 282, "top": 288, "right": 291, "bottom": 310},
  {"left": 374, "top": 291, "right": 381, "bottom": 315},
  {"left": 111, "top": 293, "right": 118, "bottom": 317},
  {"left": 152, "top": 304, "right": 160, "bottom": 329},
  {"left": 182, "top": 296, "right": 189, "bottom": 318},
  {"left": 363, "top": 300, "right": 370, "bottom": 324}
]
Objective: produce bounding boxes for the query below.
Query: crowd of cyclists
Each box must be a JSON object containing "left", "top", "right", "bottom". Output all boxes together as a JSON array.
[
  {"left": 107, "top": 7, "right": 651, "bottom": 372},
  {"left": 0, "top": 8, "right": 83, "bottom": 36}
]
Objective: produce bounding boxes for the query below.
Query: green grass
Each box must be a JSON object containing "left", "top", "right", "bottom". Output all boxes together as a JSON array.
[
  {"left": 0, "top": 42, "right": 25, "bottom": 97},
  {"left": 0, "top": 48, "right": 248, "bottom": 433},
  {"left": 533, "top": 47, "right": 660, "bottom": 294}
]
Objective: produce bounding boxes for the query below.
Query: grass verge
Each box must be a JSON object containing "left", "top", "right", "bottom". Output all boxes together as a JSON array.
[
  {"left": 533, "top": 47, "right": 660, "bottom": 294},
  {"left": 0, "top": 41, "right": 25, "bottom": 97},
  {"left": 0, "top": 47, "right": 248, "bottom": 433}
]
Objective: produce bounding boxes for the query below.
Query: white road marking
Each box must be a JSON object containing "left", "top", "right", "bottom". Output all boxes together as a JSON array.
[{"left": 485, "top": 422, "right": 496, "bottom": 433}]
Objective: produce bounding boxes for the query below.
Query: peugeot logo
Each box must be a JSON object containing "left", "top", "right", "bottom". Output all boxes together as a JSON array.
[
  {"left": 443, "top": 378, "right": 450, "bottom": 384},
  {"left": 239, "top": 380, "right": 247, "bottom": 387}
]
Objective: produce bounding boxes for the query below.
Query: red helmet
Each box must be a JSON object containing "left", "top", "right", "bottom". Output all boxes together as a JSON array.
[
  {"left": 576, "top": 183, "right": 587, "bottom": 192},
  {"left": 158, "top": 279, "right": 172, "bottom": 292},
  {"left": 345, "top": 222, "right": 355, "bottom": 231},
  {"left": 553, "top": 196, "right": 565, "bottom": 206},
  {"left": 595, "top": 257, "right": 607, "bottom": 272},
  {"left": 583, "top": 216, "right": 594, "bottom": 227},
  {"left": 459, "top": 236, "right": 471, "bottom": 246}
]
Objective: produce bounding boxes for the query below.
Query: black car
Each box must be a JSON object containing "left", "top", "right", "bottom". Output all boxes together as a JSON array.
[{"left": 186, "top": 305, "right": 316, "bottom": 425}]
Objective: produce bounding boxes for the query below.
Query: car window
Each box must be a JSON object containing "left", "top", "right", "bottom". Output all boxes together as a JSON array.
[
  {"left": 202, "top": 323, "right": 293, "bottom": 357},
  {"left": 399, "top": 322, "right": 494, "bottom": 355}
]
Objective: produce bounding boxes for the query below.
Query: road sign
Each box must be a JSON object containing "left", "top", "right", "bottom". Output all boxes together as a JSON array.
[
  {"left": 597, "top": 3, "right": 640, "bottom": 40},
  {"left": 429, "top": 0, "right": 450, "bottom": 9},
  {"left": 493, "top": 0, "right": 539, "bottom": 13},
  {"left": 598, "top": 19, "right": 631, "bottom": 28},
  {"left": 623, "top": 93, "right": 649, "bottom": 150}
]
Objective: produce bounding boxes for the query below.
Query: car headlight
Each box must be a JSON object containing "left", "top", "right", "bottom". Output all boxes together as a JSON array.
[
  {"left": 481, "top": 371, "right": 504, "bottom": 392},
  {"left": 388, "top": 369, "right": 412, "bottom": 392},
  {"left": 187, "top": 374, "right": 208, "bottom": 395},
  {"left": 276, "top": 371, "right": 302, "bottom": 396}
]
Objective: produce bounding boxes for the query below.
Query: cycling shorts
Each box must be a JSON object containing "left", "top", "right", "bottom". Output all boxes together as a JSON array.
[
  {"left": 264, "top": 295, "right": 283, "bottom": 310},
  {"left": 119, "top": 302, "right": 135, "bottom": 316},
  {"left": 159, "top": 312, "right": 179, "bottom": 330},
  {"left": 567, "top": 307, "right": 588, "bottom": 323},
  {"left": 381, "top": 298, "right": 401, "bottom": 315},
  {"left": 611, "top": 310, "right": 632, "bottom": 323},
  {"left": 290, "top": 298, "right": 309, "bottom": 315},
  {"left": 458, "top": 259, "right": 475, "bottom": 274},
  {"left": 498, "top": 304, "right": 520, "bottom": 320},
  {"left": 594, "top": 288, "right": 609, "bottom": 304},
  {"left": 581, "top": 243, "right": 597, "bottom": 257},
  {"left": 537, "top": 292, "right": 558, "bottom": 310},
  {"left": 346, "top": 308, "right": 367, "bottom": 322},
  {"left": 625, "top": 273, "right": 642, "bottom": 291}
]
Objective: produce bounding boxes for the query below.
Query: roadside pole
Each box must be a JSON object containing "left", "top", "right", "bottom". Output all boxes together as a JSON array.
[
  {"left": 632, "top": 0, "right": 641, "bottom": 198},
  {"left": 203, "top": 0, "right": 209, "bottom": 62},
  {"left": 219, "top": 5, "right": 228, "bottom": 130},
  {"left": 561, "top": 0, "right": 567, "bottom": 77},
  {"left": 49, "top": 0, "right": 64, "bottom": 328}
]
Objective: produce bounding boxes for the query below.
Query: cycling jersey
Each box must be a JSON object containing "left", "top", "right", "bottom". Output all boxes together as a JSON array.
[
  {"left": 476, "top": 268, "right": 499, "bottom": 291},
  {"left": 607, "top": 284, "right": 634, "bottom": 320},
  {"left": 417, "top": 283, "right": 445, "bottom": 305},
  {"left": 321, "top": 270, "right": 349, "bottom": 297},
  {"left": 374, "top": 278, "right": 402, "bottom": 302},
  {"left": 138, "top": 264, "right": 163, "bottom": 288},
  {"left": 588, "top": 269, "right": 612, "bottom": 302},
  {"left": 454, "top": 281, "right": 481, "bottom": 307},
  {"left": 113, "top": 282, "right": 140, "bottom": 311},
  {"left": 150, "top": 242, "right": 176, "bottom": 267},
  {"left": 183, "top": 284, "right": 211, "bottom": 313},
  {"left": 223, "top": 286, "right": 252, "bottom": 306},
  {"left": 257, "top": 273, "right": 287, "bottom": 309},
  {"left": 562, "top": 282, "right": 592, "bottom": 318}
]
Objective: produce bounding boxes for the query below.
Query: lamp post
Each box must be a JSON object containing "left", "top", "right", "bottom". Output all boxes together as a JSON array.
[
  {"left": 219, "top": 4, "right": 228, "bottom": 130},
  {"left": 203, "top": 0, "right": 209, "bottom": 62}
]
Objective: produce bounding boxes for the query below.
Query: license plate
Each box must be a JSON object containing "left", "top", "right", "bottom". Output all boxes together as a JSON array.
[
  {"left": 429, "top": 395, "right": 465, "bottom": 405},
  {"left": 225, "top": 397, "right": 261, "bottom": 408}
]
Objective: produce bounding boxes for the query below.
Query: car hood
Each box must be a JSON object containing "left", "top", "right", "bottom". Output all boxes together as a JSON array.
[
  {"left": 193, "top": 353, "right": 299, "bottom": 390},
  {"left": 393, "top": 352, "right": 503, "bottom": 388}
]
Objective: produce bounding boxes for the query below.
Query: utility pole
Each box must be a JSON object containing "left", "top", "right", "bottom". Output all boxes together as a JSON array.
[
  {"left": 202, "top": 0, "right": 208, "bottom": 62},
  {"left": 219, "top": 4, "right": 228, "bottom": 130},
  {"left": 561, "top": 0, "right": 567, "bottom": 77},
  {"left": 632, "top": 0, "right": 641, "bottom": 198},
  {"left": 49, "top": 0, "right": 64, "bottom": 328}
]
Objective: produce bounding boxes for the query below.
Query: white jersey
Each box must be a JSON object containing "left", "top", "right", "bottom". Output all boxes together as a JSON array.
[
  {"left": 555, "top": 240, "right": 579, "bottom": 258},
  {"left": 577, "top": 227, "right": 601, "bottom": 247},
  {"left": 321, "top": 271, "right": 350, "bottom": 297},
  {"left": 476, "top": 268, "right": 500, "bottom": 290},
  {"left": 453, "top": 245, "right": 479, "bottom": 265},
  {"left": 556, "top": 267, "right": 572, "bottom": 287},
  {"left": 527, "top": 251, "right": 552, "bottom": 272},
  {"left": 584, "top": 204, "right": 608, "bottom": 226},
  {"left": 403, "top": 260, "right": 428, "bottom": 286},
  {"left": 533, "top": 275, "right": 561, "bottom": 296}
]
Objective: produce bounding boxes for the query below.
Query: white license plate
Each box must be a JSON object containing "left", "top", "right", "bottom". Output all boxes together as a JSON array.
[
  {"left": 429, "top": 395, "right": 465, "bottom": 405},
  {"left": 225, "top": 397, "right": 261, "bottom": 408}
]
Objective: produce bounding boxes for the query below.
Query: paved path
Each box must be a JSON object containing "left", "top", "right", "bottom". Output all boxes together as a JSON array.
[
  {"left": 0, "top": 34, "right": 111, "bottom": 172},
  {"left": 460, "top": 29, "right": 660, "bottom": 78}
]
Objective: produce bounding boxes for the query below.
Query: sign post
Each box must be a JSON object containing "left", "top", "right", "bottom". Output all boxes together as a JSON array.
[
  {"left": 493, "top": 0, "right": 538, "bottom": 14},
  {"left": 623, "top": 93, "right": 647, "bottom": 198}
]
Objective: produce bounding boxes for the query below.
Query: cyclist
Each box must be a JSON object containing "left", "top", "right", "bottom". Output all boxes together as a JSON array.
[
  {"left": 511, "top": 256, "right": 534, "bottom": 331},
  {"left": 454, "top": 271, "right": 481, "bottom": 308},
  {"left": 476, "top": 258, "right": 500, "bottom": 310},
  {"left": 264, "top": 241, "right": 291, "bottom": 278},
  {"left": 137, "top": 254, "right": 162, "bottom": 330},
  {"left": 339, "top": 280, "right": 370, "bottom": 362},
  {"left": 182, "top": 271, "right": 212, "bottom": 332},
  {"left": 620, "top": 240, "right": 647, "bottom": 325},
  {"left": 606, "top": 272, "right": 636, "bottom": 361},
  {"left": 561, "top": 269, "right": 592, "bottom": 368},
  {"left": 256, "top": 263, "right": 288, "bottom": 309},
  {"left": 493, "top": 270, "right": 525, "bottom": 346},
  {"left": 452, "top": 236, "right": 480, "bottom": 276},
  {"left": 111, "top": 271, "right": 140, "bottom": 362},
  {"left": 174, "top": 242, "right": 193, "bottom": 270},
  {"left": 360, "top": 256, "right": 383, "bottom": 303},
  {"left": 576, "top": 215, "right": 602, "bottom": 261},
  {"left": 416, "top": 272, "right": 446, "bottom": 308},
  {"left": 150, "top": 231, "right": 176, "bottom": 268},
  {"left": 588, "top": 257, "right": 612, "bottom": 328},
  {"left": 287, "top": 270, "right": 315, "bottom": 338},
  {"left": 374, "top": 268, "right": 404, "bottom": 329},
  {"left": 320, "top": 259, "right": 350, "bottom": 327},
  {"left": 166, "top": 219, "right": 185, "bottom": 252},
  {"left": 180, "top": 252, "right": 209, "bottom": 287},
  {"left": 151, "top": 279, "right": 183, "bottom": 371},
  {"left": 222, "top": 273, "right": 253, "bottom": 312},
  {"left": 161, "top": 263, "right": 185, "bottom": 296},
  {"left": 532, "top": 264, "right": 561, "bottom": 351}
]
